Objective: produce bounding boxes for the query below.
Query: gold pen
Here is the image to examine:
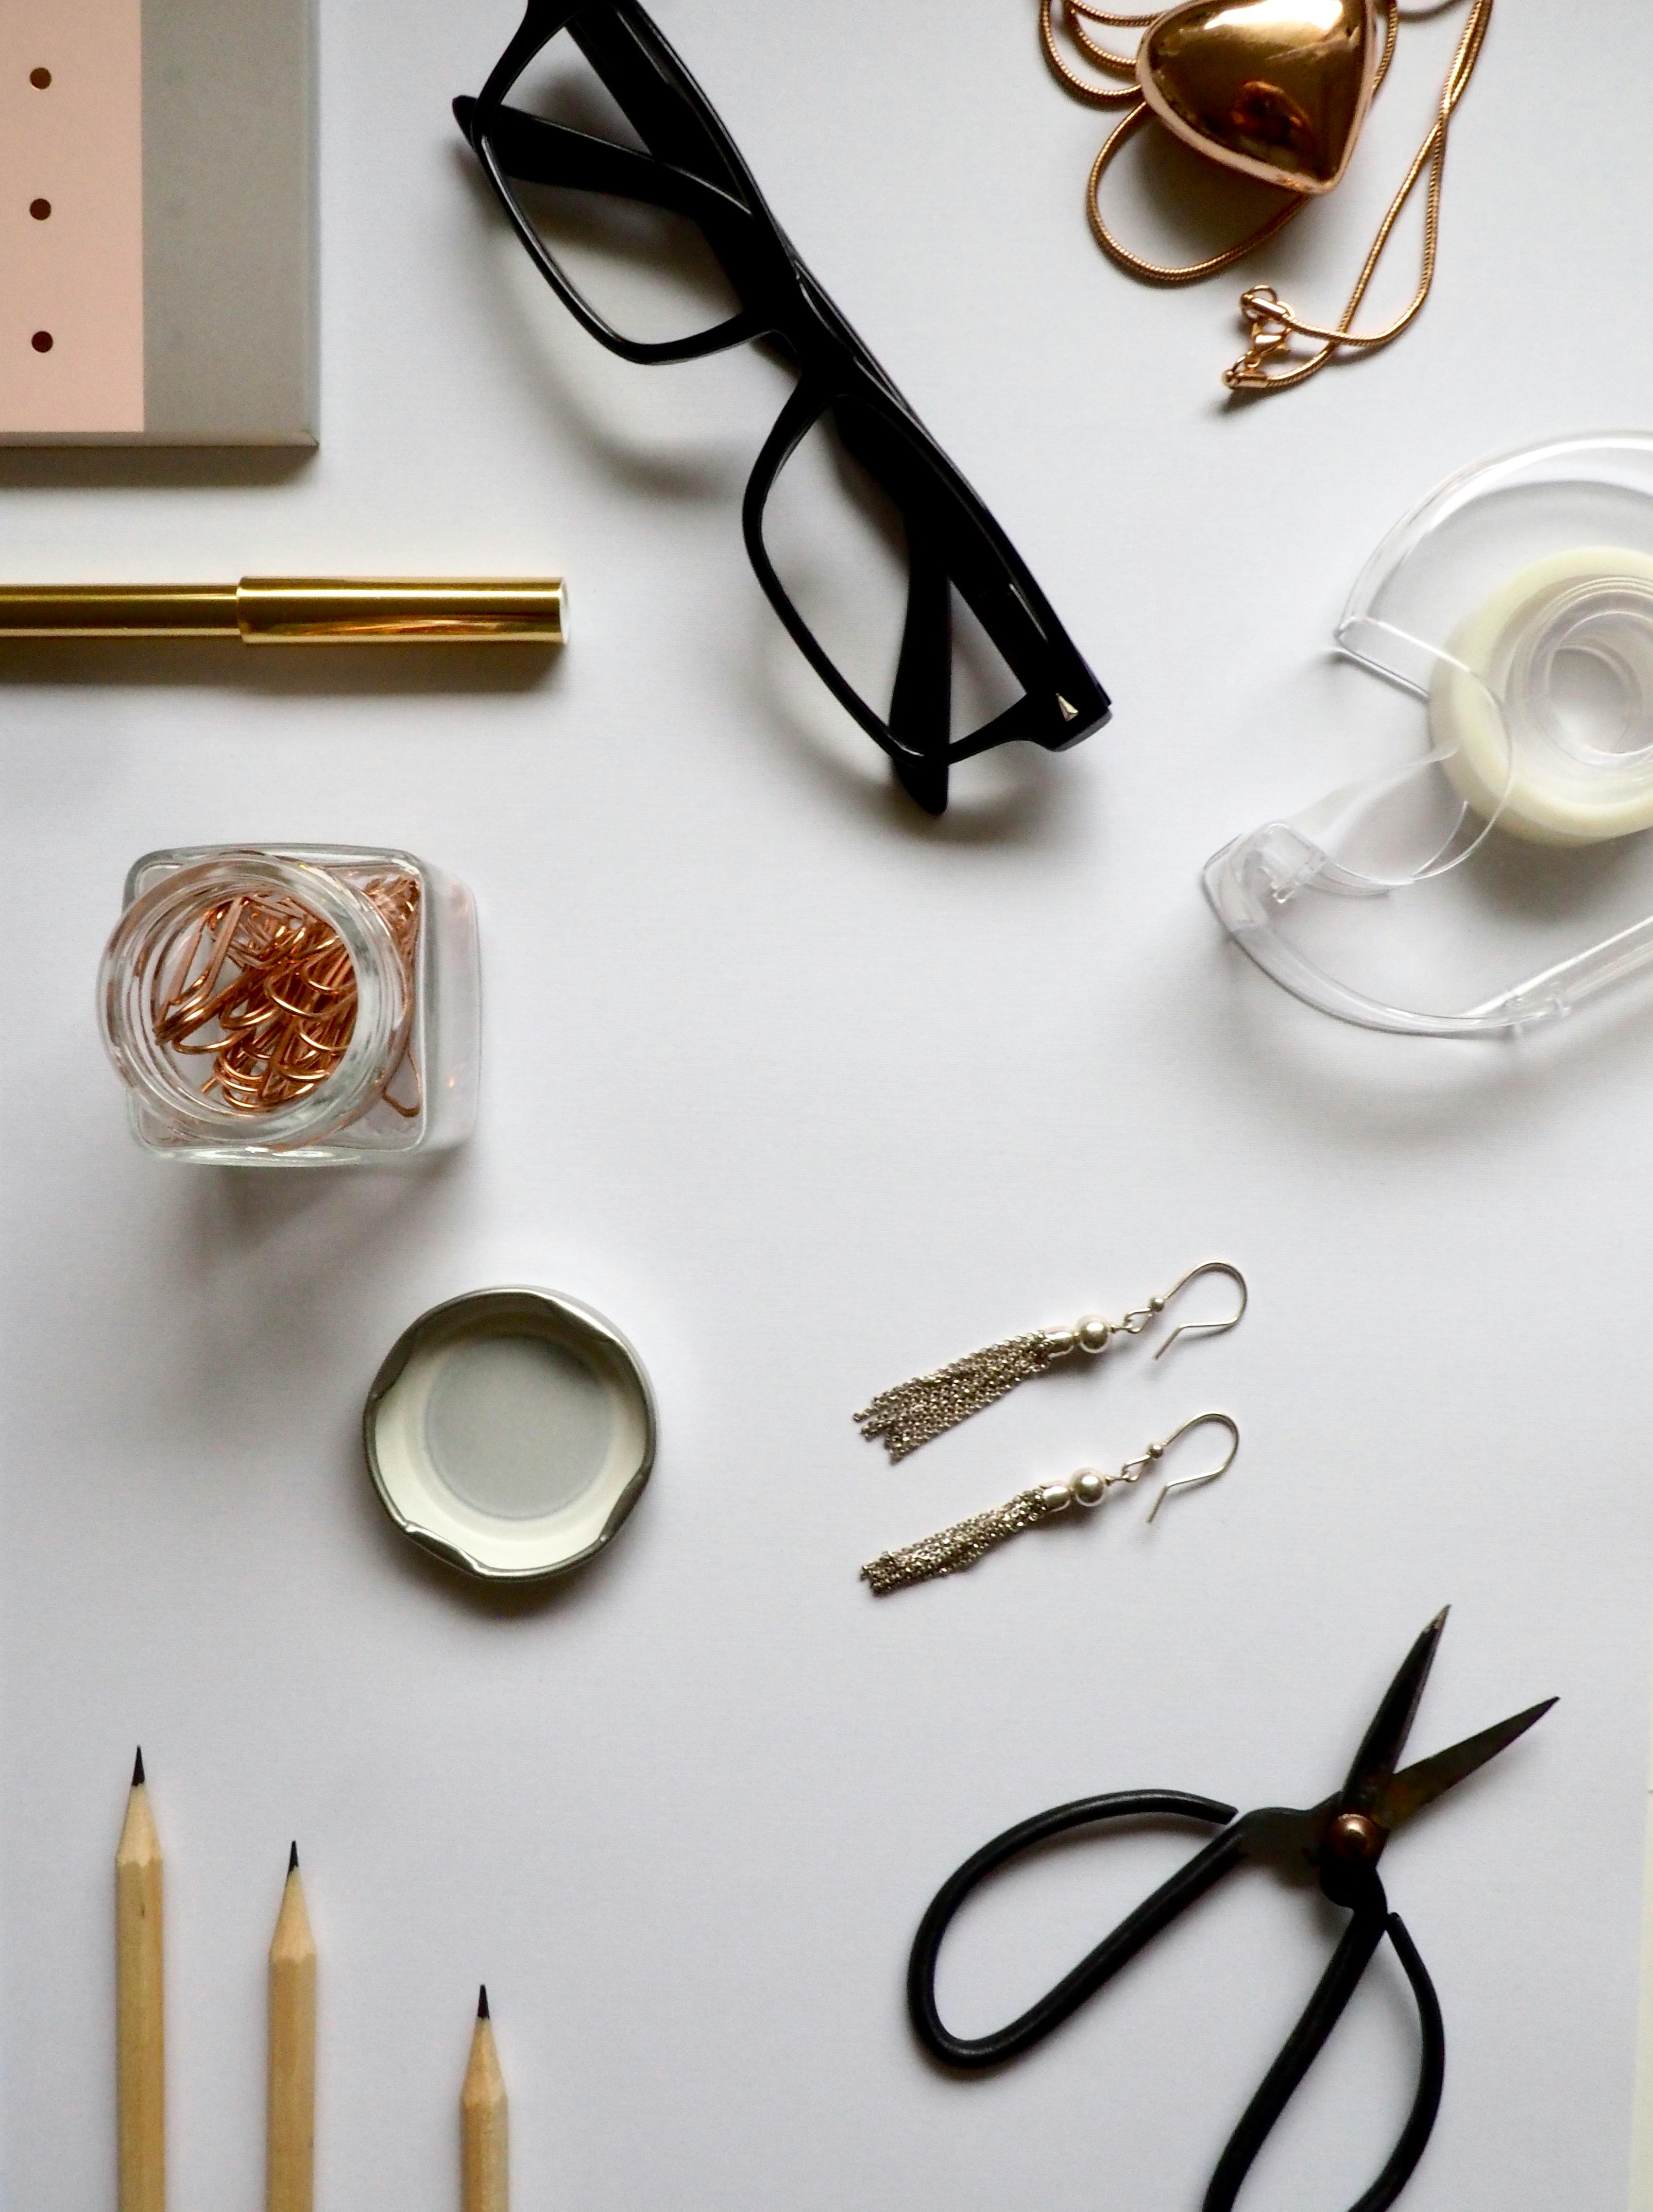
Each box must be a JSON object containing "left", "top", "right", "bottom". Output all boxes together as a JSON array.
[{"left": 0, "top": 577, "right": 565, "bottom": 645}]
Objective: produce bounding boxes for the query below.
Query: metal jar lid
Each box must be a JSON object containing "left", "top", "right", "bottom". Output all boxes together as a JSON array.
[{"left": 363, "top": 1287, "right": 656, "bottom": 1582}]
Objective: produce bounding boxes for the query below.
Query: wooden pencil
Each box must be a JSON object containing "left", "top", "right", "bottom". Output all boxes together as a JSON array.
[
  {"left": 461, "top": 1986, "right": 508, "bottom": 2212},
  {"left": 267, "top": 1842, "right": 316, "bottom": 2212},
  {"left": 116, "top": 1748, "right": 164, "bottom": 2212}
]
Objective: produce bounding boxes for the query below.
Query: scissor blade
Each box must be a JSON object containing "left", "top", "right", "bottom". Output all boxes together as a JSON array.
[
  {"left": 1341, "top": 1609, "right": 1450, "bottom": 1813},
  {"left": 1376, "top": 1698, "right": 1557, "bottom": 1833}
]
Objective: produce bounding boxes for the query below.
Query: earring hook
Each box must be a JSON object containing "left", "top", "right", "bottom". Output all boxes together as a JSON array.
[
  {"left": 1136, "top": 1412, "right": 1240, "bottom": 1523},
  {"left": 1149, "top": 1261, "right": 1248, "bottom": 1361}
]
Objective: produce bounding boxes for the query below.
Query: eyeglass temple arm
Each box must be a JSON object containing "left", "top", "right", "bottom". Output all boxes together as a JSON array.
[
  {"left": 459, "top": 100, "right": 756, "bottom": 242},
  {"left": 480, "top": 0, "right": 741, "bottom": 194},
  {"left": 836, "top": 400, "right": 1098, "bottom": 793},
  {"left": 831, "top": 404, "right": 962, "bottom": 814},
  {"left": 887, "top": 532, "right": 952, "bottom": 814},
  {"left": 478, "top": 2, "right": 578, "bottom": 113},
  {"left": 567, "top": 3, "right": 752, "bottom": 197},
  {"left": 458, "top": 99, "right": 774, "bottom": 338}
]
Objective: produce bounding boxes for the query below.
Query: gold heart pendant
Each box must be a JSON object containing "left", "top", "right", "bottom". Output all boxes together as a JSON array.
[{"left": 1139, "top": 0, "right": 1378, "bottom": 195}]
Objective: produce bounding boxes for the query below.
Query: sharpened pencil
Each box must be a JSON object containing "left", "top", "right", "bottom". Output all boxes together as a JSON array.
[
  {"left": 461, "top": 1986, "right": 508, "bottom": 2212},
  {"left": 116, "top": 1749, "right": 164, "bottom": 2212},
  {"left": 267, "top": 1843, "right": 316, "bottom": 2212}
]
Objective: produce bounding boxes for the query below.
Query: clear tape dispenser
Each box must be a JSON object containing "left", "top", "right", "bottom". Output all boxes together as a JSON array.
[{"left": 1205, "top": 433, "right": 1653, "bottom": 1036}]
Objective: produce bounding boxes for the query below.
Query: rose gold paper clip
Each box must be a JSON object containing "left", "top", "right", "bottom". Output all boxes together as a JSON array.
[{"left": 0, "top": 577, "right": 564, "bottom": 644}]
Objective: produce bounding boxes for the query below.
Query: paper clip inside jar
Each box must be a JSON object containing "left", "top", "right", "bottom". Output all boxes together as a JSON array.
[
  {"left": 1205, "top": 433, "right": 1653, "bottom": 1037},
  {"left": 99, "top": 844, "right": 479, "bottom": 1163}
]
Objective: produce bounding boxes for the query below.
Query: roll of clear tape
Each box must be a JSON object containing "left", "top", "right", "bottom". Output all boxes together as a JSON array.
[{"left": 1431, "top": 546, "right": 1653, "bottom": 846}]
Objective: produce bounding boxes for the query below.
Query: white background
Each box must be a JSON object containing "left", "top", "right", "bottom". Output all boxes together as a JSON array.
[{"left": 4, "top": 2, "right": 1653, "bottom": 2207}]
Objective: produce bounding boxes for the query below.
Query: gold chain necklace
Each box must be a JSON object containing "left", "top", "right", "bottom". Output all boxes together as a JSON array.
[{"left": 1040, "top": 0, "right": 1494, "bottom": 393}]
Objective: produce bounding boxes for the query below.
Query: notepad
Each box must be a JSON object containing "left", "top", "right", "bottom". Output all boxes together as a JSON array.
[{"left": 0, "top": 0, "right": 314, "bottom": 444}]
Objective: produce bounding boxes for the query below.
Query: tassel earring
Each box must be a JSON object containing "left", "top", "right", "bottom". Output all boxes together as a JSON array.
[
  {"left": 861, "top": 1412, "right": 1240, "bottom": 1595},
  {"left": 854, "top": 1261, "right": 1245, "bottom": 1462}
]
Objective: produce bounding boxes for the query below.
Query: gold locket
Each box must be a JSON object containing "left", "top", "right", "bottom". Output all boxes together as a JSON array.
[
  {"left": 1042, "top": 0, "right": 1493, "bottom": 392},
  {"left": 1140, "top": 0, "right": 1378, "bottom": 195}
]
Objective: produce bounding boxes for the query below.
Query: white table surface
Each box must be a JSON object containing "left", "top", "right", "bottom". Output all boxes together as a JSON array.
[{"left": 5, "top": 3, "right": 1653, "bottom": 2206}]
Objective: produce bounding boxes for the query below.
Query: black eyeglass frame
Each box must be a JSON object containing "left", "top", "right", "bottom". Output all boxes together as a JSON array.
[{"left": 456, "top": 0, "right": 1110, "bottom": 814}]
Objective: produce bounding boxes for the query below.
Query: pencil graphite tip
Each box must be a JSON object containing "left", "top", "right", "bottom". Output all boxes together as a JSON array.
[
  {"left": 132, "top": 1747, "right": 145, "bottom": 1788},
  {"left": 477, "top": 1984, "right": 490, "bottom": 2020},
  {"left": 288, "top": 1840, "right": 299, "bottom": 1874}
]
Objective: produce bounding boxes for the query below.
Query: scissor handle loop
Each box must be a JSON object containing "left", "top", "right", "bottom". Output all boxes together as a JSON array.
[
  {"left": 909, "top": 1799, "right": 1447, "bottom": 2212},
  {"left": 1206, "top": 1882, "right": 1445, "bottom": 2212},
  {"left": 907, "top": 1789, "right": 1238, "bottom": 2070}
]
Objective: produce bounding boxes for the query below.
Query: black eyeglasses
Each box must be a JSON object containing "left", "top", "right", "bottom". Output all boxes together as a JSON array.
[{"left": 455, "top": 0, "right": 1110, "bottom": 815}]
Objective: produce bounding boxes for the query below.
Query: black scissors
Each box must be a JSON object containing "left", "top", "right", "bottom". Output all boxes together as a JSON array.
[{"left": 907, "top": 1610, "right": 1553, "bottom": 2212}]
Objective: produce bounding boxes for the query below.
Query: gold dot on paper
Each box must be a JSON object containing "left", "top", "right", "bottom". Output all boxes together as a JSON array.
[
  {"left": 29, "top": 67, "right": 51, "bottom": 89},
  {"left": 29, "top": 199, "right": 51, "bottom": 221},
  {"left": 30, "top": 330, "right": 52, "bottom": 353}
]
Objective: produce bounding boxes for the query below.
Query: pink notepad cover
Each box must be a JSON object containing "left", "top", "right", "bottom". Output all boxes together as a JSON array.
[
  {"left": 0, "top": 0, "right": 314, "bottom": 446},
  {"left": 0, "top": 0, "right": 146, "bottom": 434}
]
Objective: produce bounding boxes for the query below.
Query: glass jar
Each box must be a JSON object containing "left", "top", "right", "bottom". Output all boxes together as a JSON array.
[{"left": 99, "top": 843, "right": 479, "bottom": 1165}]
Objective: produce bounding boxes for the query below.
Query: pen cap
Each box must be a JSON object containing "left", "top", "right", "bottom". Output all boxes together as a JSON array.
[{"left": 236, "top": 578, "right": 564, "bottom": 644}]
